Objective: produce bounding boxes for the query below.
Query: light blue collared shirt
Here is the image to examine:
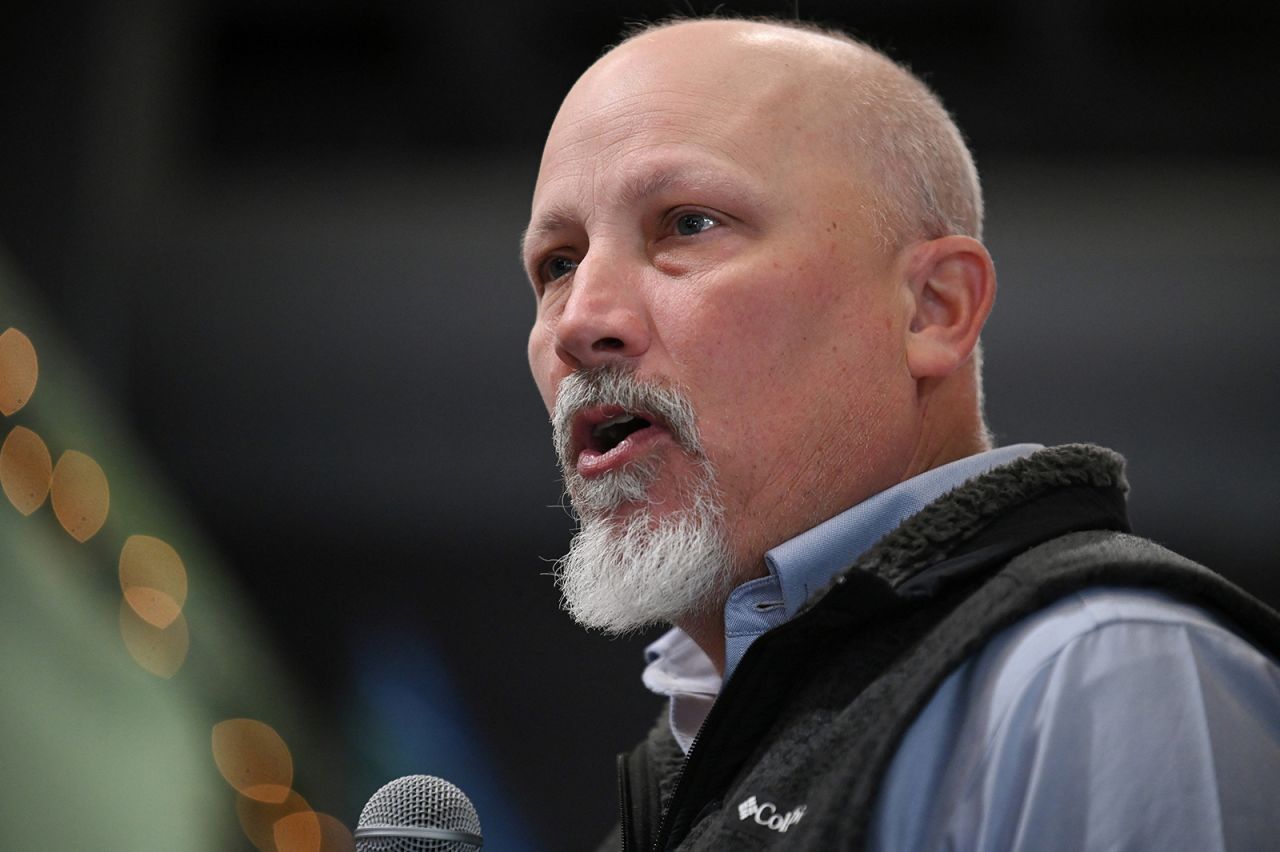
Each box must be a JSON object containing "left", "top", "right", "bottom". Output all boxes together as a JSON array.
[
  {"left": 642, "top": 447, "right": 1280, "bottom": 849},
  {"left": 869, "top": 586, "right": 1280, "bottom": 851},
  {"left": 722, "top": 443, "right": 1041, "bottom": 682},
  {"left": 644, "top": 444, "right": 1041, "bottom": 751}
]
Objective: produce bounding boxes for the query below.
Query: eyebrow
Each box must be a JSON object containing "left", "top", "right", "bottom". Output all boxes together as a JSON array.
[
  {"left": 519, "top": 161, "right": 762, "bottom": 264},
  {"left": 519, "top": 207, "right": 579, "bottom": 265}
]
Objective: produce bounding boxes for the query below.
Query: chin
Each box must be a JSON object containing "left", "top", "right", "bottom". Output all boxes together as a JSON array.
[{"left": 556, "top": 469, "right": 737, "bottom": 635}]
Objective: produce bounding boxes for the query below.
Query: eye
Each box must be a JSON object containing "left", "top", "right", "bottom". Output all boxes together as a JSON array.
[
  {"left": 673, "top": 212, "right": 719, "bottom": 236},
  {"left": 540, "top": 255, "right": 578, "bottom": 284}
]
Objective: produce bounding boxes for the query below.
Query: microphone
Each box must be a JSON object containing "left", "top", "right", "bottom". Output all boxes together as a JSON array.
[{"left": 354, "top": 775, "right": 484, "bottom": 851}]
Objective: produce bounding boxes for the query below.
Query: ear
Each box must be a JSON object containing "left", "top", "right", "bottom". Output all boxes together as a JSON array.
[{"left": 902, "top": 235, "right": 996, "bottom": 380}]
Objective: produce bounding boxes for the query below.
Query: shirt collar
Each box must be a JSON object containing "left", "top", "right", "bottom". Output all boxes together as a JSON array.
[
  {"left": 763, "top": 443, "right": 1044, "bottom": 622},
  {"left": 648, "top": 444, "right": 1045, "bottom": 689}
]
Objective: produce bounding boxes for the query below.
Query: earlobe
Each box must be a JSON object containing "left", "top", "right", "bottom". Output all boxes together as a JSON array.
[{"left": 903, "top": 236, "right": 996, "bottom": 380}]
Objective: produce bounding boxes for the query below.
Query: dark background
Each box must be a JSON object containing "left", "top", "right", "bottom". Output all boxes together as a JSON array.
[{"left": 3, "top": 1, "right": 1278, "bottom": 849}]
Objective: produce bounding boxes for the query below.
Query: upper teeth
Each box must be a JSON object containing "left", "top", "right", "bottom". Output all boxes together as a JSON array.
[{"left": 593, "top": 413, "right": 637, "bottom": 436}]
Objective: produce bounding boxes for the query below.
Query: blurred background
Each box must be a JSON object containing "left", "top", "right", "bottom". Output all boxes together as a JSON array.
[{"left": 2, "top": 1, "right": 1277, "bottom": 849}]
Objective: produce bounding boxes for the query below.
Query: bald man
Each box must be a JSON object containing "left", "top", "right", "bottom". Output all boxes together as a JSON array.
[{"left": 521, "top": 17, "right": 1280, "bottom": 852}]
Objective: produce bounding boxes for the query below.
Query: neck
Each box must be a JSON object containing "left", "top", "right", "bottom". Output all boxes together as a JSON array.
[
  {"left": 678, "top": 425, "right": 992, "bottom": 676},
  {"left": 901, "top": 370, "right": 991, "bottom": 481},
  {"left": 679, "top": 617, "right": 729, "bottom": 676}
]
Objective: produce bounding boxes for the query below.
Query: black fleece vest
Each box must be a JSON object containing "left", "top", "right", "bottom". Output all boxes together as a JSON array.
[{"left": 608, "top": 445, "right": 1280, "bottom": 851}]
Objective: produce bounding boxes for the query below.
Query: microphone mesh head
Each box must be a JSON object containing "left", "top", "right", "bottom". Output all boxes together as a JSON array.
[{"left": 356, "top": 775, "right": 483, "bottom": 851}]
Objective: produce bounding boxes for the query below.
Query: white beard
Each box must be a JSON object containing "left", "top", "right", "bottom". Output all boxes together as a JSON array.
[
  {"left": 551, "top": 366, "right": 736, "bottom": 634},
  {"left": 554, "top": 467, "right": 735, "bottom": 634}
]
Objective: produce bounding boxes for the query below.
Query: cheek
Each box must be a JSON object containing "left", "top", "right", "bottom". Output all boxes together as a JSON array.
[
  {"left": 527, "top": 325, "right": 559, "bottom": 413},
  {"left": 677, "top": 272, "right": 898, "bottom": 435},
  {"left": 691, "top": 270, "right": 871, "bottom": 379},
  {"left": 661, "top": 292, "right": 814, "bottom": 447}
]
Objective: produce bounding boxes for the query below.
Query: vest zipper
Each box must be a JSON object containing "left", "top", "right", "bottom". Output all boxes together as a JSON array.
[
  {"left": 618, "top": 751, "right": 634, "bottom": 852},
  {"left": 648, "top": 744, "right": 690, "bottom": 850},
  {"left": 649, "top": 702, "right": 718, "bottom": 850}
]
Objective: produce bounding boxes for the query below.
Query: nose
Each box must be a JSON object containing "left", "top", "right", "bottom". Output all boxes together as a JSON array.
[{"left": 551, "top": 252, "right": 650, "bottom": 370}]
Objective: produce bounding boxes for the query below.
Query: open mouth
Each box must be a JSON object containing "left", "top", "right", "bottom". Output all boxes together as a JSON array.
[
  {"left": 568, "top": 406, "right": 668, "bottom": 477},
  {"left": 591, "top": 412, "right": 653, "bottom": 453}
]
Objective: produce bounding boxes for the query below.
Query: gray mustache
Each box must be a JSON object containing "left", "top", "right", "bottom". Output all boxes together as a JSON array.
[{"left": 552, "top": 366, "right": 703, "bottom": 470}]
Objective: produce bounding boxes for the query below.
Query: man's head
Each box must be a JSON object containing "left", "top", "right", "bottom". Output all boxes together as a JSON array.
[{"left": 522, "top": 18, "right": 996, "bottom": 651}]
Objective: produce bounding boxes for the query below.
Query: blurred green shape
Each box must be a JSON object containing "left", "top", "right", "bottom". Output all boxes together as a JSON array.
[{"left": 1, "top": 247, "right": 344, "bottom": 850}]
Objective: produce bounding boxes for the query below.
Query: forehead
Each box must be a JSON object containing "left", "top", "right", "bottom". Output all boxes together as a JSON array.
[
  {"left": 537, "top": 83, "right": 780, "bottom": 206},
  {"left": 529, "top": 26, "right": 850, "bottom": 223},
  {"left": 531, "top": 110, "right": 773, "bottom": 233}
]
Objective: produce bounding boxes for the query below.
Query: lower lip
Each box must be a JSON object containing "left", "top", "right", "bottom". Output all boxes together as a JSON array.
[{"left": 577, "top": 426, "right": 670, "bottom": 477}]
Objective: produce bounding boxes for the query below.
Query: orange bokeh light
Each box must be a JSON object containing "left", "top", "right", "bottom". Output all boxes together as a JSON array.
[
  {"left": 275, "top": 811, "right": 354, "bottom": 852},
  {"left": 0, "top": 327, "right": 38, "bottom": 416},
  {"left": 119, "top": 535, "right": 188, "bottom": 628},
  {"left": 212, "top": 719, "right": 295, "bottom": 804},
  {"left": 237, "top": 788, "right": 311, "bottom": 852},
  {"left": 0, "top": 425, "right": 52, "bottom": 515},
  {"left": 119, "top": 597, "right": 190, "bottom": 678},
  {"left": 50, "top": 450, "right": 110, "bottom": 541},
  {"left": 274, "top": 810, "right": 321, "bottom": 852},
  {"left": 315, "top": 813, "right": 355, "bottom": 852}
]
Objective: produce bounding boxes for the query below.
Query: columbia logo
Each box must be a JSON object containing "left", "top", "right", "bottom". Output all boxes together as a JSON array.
[{"left": 736, "top": 795, "right": 807, "bottom": 833}]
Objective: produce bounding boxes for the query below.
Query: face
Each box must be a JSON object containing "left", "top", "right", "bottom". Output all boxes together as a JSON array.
[{"left": 523, "top": 23, "right": 923, "bottom": 583}]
